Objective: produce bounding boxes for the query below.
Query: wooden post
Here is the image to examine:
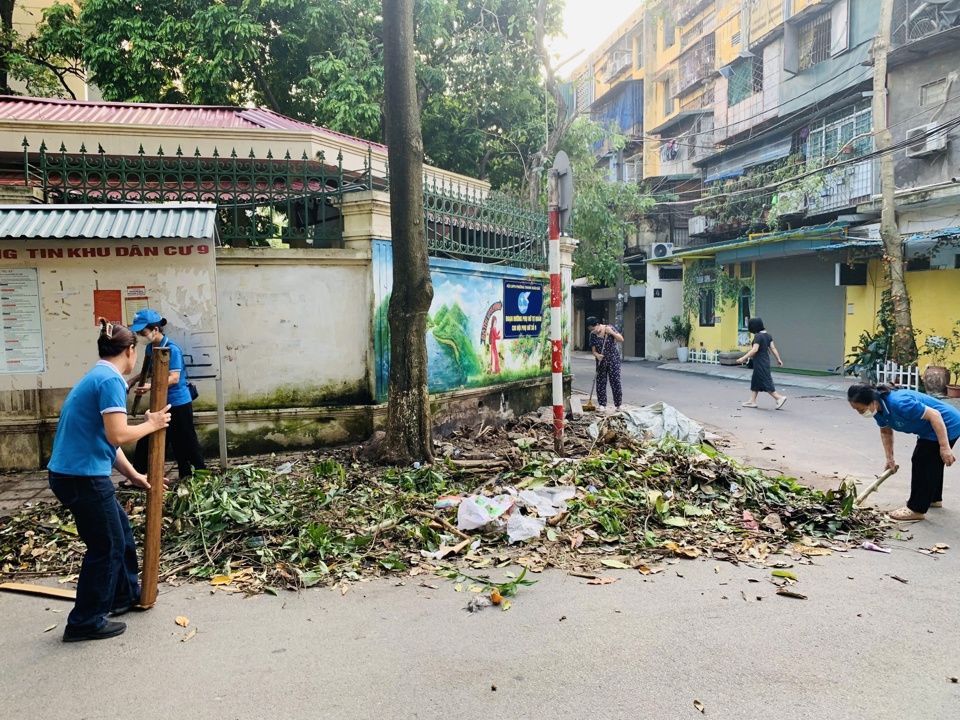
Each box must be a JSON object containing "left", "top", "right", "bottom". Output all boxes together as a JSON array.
[{"left": 139, "top": 346, "right": 169, "bottom": 608}]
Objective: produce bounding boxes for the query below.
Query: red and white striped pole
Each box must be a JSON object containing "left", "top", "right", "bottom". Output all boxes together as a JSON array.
[{"left": 547, "top": 168, "right": 564, "bottom": 454}]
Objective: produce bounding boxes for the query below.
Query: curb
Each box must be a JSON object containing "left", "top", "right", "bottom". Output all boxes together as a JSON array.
[{"left": 655, "top": 363, "right": 855, "bottom": 392}]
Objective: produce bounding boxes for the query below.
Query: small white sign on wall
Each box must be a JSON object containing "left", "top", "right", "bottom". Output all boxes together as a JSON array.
[{"left": 0, "top": 267, "right": 46, "bottom": 374}]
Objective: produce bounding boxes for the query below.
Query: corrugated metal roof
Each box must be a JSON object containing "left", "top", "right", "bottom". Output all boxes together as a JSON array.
[
  {"left": 0, "top": 204, "right": 217, "bottom": 240},
  {"left": 0, "top": 96, "right": 385, "bottom": 149}
]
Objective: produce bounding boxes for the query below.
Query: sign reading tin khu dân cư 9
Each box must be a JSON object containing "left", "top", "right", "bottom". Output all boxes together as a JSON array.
[{"left": 502, "top": 279, "right": 544, "bottom": 339}]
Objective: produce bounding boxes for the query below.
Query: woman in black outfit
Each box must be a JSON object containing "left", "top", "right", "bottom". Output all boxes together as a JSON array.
[{"left": 736, "top": 317, "right": 787, "bottom": 409}]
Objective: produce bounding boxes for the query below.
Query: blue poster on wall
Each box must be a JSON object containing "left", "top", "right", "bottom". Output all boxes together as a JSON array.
[{"left": 503, "top": 279, "right": 544, "bottom": 339}]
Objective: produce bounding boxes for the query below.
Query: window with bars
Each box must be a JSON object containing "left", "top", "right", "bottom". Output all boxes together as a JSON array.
[
  {"left": 727, "top": 56, "right": 764, "bottom": 106},
  {"left": 804, "top": 100, "right": 872, "bottom": 162},
  {"left": 575, "top": 76, "right": 594, "bottom": 113},
  {"left": 663, "top": 78, "right": 674, "bottom": 117},
  {"left": 797, "top": 13, "right": 831, "bottom": 72}
]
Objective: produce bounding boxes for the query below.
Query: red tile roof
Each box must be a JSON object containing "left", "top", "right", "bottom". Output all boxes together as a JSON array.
[{"left": 0, "top": 96, "right": 385, "bottom": 149}]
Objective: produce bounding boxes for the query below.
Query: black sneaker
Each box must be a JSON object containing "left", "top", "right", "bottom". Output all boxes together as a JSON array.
[
  {"left": 109, "top": 604, "right": 147, "bottom": 617},
  {"left": 62, "top": 620, "right": 127, "bottom": 642}
]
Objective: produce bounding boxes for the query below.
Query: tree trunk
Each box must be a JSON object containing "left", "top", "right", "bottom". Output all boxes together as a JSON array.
[
  {"left": 873, "top": 0, "right": 917, "bottom": 364},
  {"left": 1, "top": 0, "right": 16, "bottom": 95},
  {"left": 381, "top": 0, "right": 435, "bottom": 464}
]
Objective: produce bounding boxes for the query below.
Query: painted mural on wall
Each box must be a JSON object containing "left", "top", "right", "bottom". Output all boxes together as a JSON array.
[{"left": 373, "top": 241, "right": 568, "bottom": 402}]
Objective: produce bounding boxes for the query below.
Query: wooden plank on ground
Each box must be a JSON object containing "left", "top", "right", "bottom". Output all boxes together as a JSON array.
[{"left": 0, "top": 582, "right": 76, "bottom": 600}]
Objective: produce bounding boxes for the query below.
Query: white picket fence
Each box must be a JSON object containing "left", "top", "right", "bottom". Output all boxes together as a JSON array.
[
  {"left": 875, "top": 361, "right": 920, "bottom": 391},
  {"left": 689, "top": 349, "right": 720, "bottom": 365}
]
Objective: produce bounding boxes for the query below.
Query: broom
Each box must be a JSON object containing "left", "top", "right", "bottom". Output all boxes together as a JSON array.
[{"left": 583, "top": 357, "right": 603, "bottom": 412}]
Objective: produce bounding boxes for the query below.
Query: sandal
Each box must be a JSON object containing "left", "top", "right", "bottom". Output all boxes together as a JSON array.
[
  {"left": 888, "top": 507, "right": 925, "bottom": 522},
  {"left": 930, "top": 501, "right": 943, "bottom": 508}
]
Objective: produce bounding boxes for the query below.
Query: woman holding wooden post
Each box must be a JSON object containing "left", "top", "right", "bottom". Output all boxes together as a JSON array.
[
  {"left": 46, "top": 320, "right": 170, "bottom": 642},
  {"left": 127, "top": 308, "right": 206, "bottom": 481}
]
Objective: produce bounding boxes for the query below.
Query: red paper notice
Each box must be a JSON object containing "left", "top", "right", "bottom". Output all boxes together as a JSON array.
[{"left": 93, "top": 289, "right": 123, "bottom": 326}]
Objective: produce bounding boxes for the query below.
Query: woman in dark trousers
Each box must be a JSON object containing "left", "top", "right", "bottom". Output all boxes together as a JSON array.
[
  {"left": 587, "top": 316, "right": 625, "bottom": 411},
  {"left": 47, "top": 320, "right": 170, "bottom": 642},
  {"left": 848, "top": 382, "right": 960, "bottom": 521},
  {"left": 736, "top": 317, "right": 787, "bottom": 409},
  {"left": 128, "top": 309, "right": 206, "bottom": 480}
]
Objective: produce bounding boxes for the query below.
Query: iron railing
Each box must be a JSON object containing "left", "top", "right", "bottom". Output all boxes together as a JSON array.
[
  {"left": 24, "top": 137, "right": 550, "bottom": 266},
  {"left": 23, "top": 139, "right": 384, "bottom": 248},
  {"left": 423, "top": 178, "right": 548, "bottom": 269}
]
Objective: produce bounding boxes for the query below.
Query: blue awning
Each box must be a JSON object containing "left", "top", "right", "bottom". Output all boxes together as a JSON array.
[{"left": 904, "top": 226, "right": 960, "bottom": 242}]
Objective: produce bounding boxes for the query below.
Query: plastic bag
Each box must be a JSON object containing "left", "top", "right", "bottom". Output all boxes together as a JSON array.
[
  {"left": 456, "top": 494, "right": 514, "bottom": 531},
  {"left": 517, "top": 486, "right": 576, "bottom": 518},
  {"left": 588, "top": 402, "right": 704, "bottom": 445},
  {"left": 506, "top": 510, "right": 545, "bottom": 544}
]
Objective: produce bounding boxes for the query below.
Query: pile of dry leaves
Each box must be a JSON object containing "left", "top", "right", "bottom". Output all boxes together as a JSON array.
[{"left": 1, "top": 409, "right": 888, "bottom": 594}]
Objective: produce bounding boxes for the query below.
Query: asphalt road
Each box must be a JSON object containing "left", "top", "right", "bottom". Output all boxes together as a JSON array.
[
  {"left": 2, "top": 360, "right": 959, "bottom": 719},
  {"left": 570, "top": 355, "right": 922, "bottom": 502}
]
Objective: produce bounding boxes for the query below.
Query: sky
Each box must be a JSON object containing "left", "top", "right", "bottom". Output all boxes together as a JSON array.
[{"left": 549, "top": 0, "right": 640, "bottom": 72}]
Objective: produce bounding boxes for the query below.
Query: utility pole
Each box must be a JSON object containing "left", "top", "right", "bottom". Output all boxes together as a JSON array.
[{"left": 872, "top": 0, "right": 917, "bottom": 363}]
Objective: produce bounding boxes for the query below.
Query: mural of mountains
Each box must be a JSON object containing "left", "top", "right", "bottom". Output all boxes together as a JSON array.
[{"left": 431, "top": 303, "right": 482, "bottom": 384}]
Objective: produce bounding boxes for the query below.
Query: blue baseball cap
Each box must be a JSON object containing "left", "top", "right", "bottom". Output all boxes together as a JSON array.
[{"left": 130, "top": 308, "right": 164, "bottom": 332}]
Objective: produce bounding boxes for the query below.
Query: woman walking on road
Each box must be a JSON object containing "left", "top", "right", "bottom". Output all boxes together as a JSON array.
[
  {"left": 587, "top": 316, "right": 625, "bottom": 411},
  {"left": 736, "top": 317, "right": 787, "bottom": 409},
  {"left": 848, "top": 382, "right": 960, "bottom": 521},
  {"left": 128, "top": 309, "right": 206, "bottom": 481},
  {"left": 47, "top": 320, "right": 171, "bottom": 642}
]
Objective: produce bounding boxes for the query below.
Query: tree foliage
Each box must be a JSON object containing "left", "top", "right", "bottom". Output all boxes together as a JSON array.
[
  {"left": 10, "top": 0, "right": 562, "bottom": 190},
  {"left": 556, "top": 118, "right": 654, "bottom": 288}
]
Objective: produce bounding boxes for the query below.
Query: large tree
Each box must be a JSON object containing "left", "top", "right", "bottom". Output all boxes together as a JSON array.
[
  {"left": 17, "top": 0, "right": 561, "bottom": 191},
  {"left": 381, "top": 0, "right": 433, "bottom": 464},
  {"left": 557, "top": 118, "right": 654, "bottom": 329}
]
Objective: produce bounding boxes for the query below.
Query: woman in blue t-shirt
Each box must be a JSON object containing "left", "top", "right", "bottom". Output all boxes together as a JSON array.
[
  {"left": 848, "top": 382, "right": 960, "bottom": 521},
  {"left": 128, "top": 309, "right": 206, "bottom": 481},
  {"left": 47, "top": 320, "right": 171, "bottom": 642}
]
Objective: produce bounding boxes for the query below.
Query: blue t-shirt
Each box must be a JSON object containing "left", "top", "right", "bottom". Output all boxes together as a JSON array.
[
  {"left": 48, "top": 361, "right": 128, "bottom": 477},
  {"left": 874, "top": 389, "right": 960, "bottom": 442},
  {"left": 146, "top": 336, "right": 191, "bottom": 407}
]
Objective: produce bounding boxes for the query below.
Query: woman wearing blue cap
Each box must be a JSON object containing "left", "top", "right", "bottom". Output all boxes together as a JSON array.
[
  {"left": 48, "top": 319, "right": 171, "bottom": 641},
  {"left": 128, "top": 308, "right": 206, "bottom": 481}
]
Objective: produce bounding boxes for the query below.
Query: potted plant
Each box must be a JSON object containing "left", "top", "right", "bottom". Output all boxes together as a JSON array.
[
  {"left": 656, "top": 315, "right": 692, "bottom": 362},
  {"left": 920, "top": 333, "right": 956, "bottom": 396},
  {"left": 948, "top": 362, "right": 960, "bottom": 399}
]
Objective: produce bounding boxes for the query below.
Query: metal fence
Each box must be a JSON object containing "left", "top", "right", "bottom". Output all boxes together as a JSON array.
[
  {"left": 423, "top": 177, "right": 548, "bottom": 269},
  {"left": 24, "top": 139, "right": 380, "bottom": 248},
  {"left": 23, "top": 138, "right": 549, "bottom": 266}
]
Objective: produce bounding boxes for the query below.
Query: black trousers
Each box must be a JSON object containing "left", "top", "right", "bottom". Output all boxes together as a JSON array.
[
  {"left": 908, "top": 436, "right": 958, "bottom": 513},
  {"left": 133, "top": 402, "right": 206, "bottom": 479}
]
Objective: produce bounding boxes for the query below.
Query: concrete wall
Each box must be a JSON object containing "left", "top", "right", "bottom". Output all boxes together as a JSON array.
[
  {"left": 845, "top": 260, "right": 960, "bottom": 371},
  {"left": 645, "top": 266, "right": 684, "bottom": 360},
  {"left": 888, "top": 47, "right": 960, "bottom": 191},
  {"left": 214, "top": 248, "right": 373, "bottom": 410}
]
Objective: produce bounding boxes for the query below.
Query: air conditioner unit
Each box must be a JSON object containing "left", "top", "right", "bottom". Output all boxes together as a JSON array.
[
  {"left": 689, "top": 216, "right": 709, "bottom": 235},
  {"left": 906, "top": 124, "right": 948, "bottom": 158},
  {"left": 651, "top": 242, "right": 674, "bottom": 259}
]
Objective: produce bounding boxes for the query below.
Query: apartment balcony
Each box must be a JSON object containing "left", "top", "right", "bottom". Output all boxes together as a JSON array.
[
  {"left": 892, "top": 0, "right": 960, "bottom": 47},
  {"left": 677, "top": 0, "right": 714, "bottom": 25},
  {"left": 678, "top": 34, "right": 716, "bottom": 95}
]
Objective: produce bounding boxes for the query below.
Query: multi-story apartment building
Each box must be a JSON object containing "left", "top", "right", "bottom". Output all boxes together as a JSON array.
[{"left": 568, "top": 0, "right": 960, "bottom": 371}]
